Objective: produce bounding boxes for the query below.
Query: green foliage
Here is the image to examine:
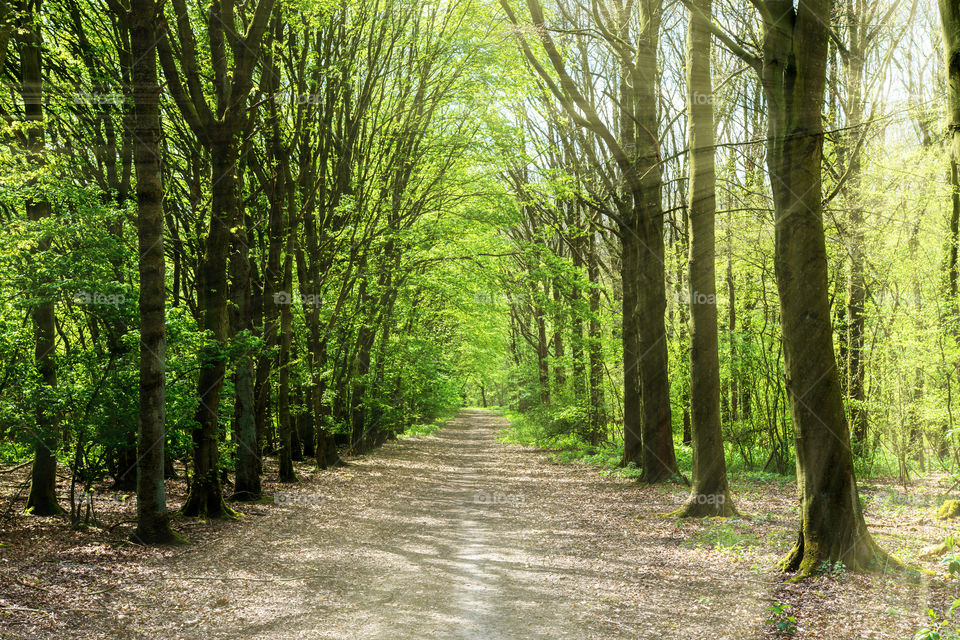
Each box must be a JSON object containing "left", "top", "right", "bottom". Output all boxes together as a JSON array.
[
  {"left": 912, "top": 600, "right": 960, "bottom": 640},
  {"left": 765, "top": 602, "right": 797, "bottom": 636},
  {"left": 817, "top": 560, "right": 847, "bottom": 580},
  {"left": 399, "top": 417, "right": 449, "bottom": 439}
]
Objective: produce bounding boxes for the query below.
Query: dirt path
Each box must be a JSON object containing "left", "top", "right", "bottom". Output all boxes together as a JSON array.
[{"left": 95, "top": 409, "right": 767, "bottom": 639}]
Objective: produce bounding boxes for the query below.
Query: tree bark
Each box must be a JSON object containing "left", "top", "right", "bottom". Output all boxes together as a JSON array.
[
  {"left": 180, "top": 137, "right": 238, "bottom": 518},
  {"left": 676, "top": 0, "right": 736, "bottom": 516},
  {"left": 230, "top": 199, "right": 261, "bottom": 500},
  {"left": 761, "top": 0, "right": 886, "bottom": 576},
  {"left": 128, "top": 0, "right": 179, "bottom": 542},
  {"left": 588, "top": 227, "right": 605, "bottom": 444},
  {"left": 629, "top": 0, "right": 677, "bottom": 482},
  {"left": 19, "top": 0, "right": 63, "bottom": 517},
  {"left": 277, "top": 244, "right": 296, "bottom": 482}
]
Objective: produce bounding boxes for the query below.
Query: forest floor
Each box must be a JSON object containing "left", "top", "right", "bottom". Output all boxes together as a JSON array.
[{"left": 0, "top": 409, "right": 958, "bottom": 639}]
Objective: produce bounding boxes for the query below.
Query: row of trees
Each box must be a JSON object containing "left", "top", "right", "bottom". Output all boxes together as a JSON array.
[
  {"left": 490, "top": 0, "right": 959, "bottom": 575},
  {"left": 1, "top": 0, "right": 508, "bottom": 542}
]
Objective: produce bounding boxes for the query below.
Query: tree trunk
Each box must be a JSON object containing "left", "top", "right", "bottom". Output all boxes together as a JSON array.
[
  {"left": 676, "top": 0, "right": 735, "bottom": 516},
  {"left": 20, "top": 1, "right": 63, "bottom": 517},
  {"left": 350, "top": 323, "right": 377, "bottom": 452},
  {"left": 230, "top": 209, "right": 261, "bottom": 500},
  {"left": 942, "top": 0, "right": 960, "bottom": 459},
  {"left": 277, "top": 245, "right": 296, "bottom": 482},
  {"left": 128, "top": 0, "right": 178, "bottom": 542},
  {"left": 844, "top": 0, "right": 868, "bottom": 450},
  {"left": 588, "top": 227, "right": 605, "bottom": 445},
  {"left": 536, "top": 300, "right": 550, "bottom": 405},
  {"left": 620, "top": 221, "right": 644, "bottom": 465},
  {"left": 180, "top": 137, "right": 238, "bottom": 519},
  {"left": 762, "top": 0, "right": 885, "bottom": 576},
  {"left": 552, "top": 280, "right": 566, "bottom": 395},
  {"left": 942, "top": 0, "right": 960, "bottom": 303},
  {"left": 630, "top": 2, "right": 677, "bottom": 482},
  {"left": 291, "top": 384, "right": 304, "bottom": 462},
  {"left": 571, "top": 229, "right": 587, "bottom": 405}
]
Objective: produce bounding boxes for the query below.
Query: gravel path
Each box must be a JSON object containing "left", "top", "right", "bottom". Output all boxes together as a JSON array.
[{"left": 102, "top": 409, "right": 765, "bottom": 639}]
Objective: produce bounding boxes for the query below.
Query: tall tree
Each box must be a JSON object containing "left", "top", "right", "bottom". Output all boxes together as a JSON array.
[
  {"left": 121, "top": 0, "right": 178, "bottom": 543},
  {"left": 760, "top": 0, "right": 885, "bottom": 574},
  {"left": 501, "top": 0, "right": 678, "bottom": 480},
  {"left": 157, "top": 0, "right": 275, "bottom": 517},
  {"left": 681, "top": 0, "right": 890, "bottom": 574},
  {"left": 676, "top": 0, "right": 736, "bottom": 517},
  {"left": 941, "top": 0, "right": 960, "bottom": 323},
  {"left": 20, "top": 0, "right": 63, "bottom": 516}
]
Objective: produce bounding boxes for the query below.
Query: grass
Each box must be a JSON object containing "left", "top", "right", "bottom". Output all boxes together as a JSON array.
[
  {"left": 680, "top": 518, "right": 762, "bottom": 555},
  {"left": 398, "top": 415, "right": 450, "bottom": 438},
  {"left": 497, "top": 408, "right": 646, "bottom": 480},
  {"left": 496, "top": 406, "right": 918, "bottom": 486}
]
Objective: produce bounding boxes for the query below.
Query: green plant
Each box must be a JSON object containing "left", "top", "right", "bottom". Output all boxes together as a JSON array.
[
  {"left": 765, "top": 601, "right": 797, "bottom": 635},
  {"left": 912, "top": 599, "right": 960, "bottom": 640},
  {"left": 817, "top": 560, "right": 847, "bottom": 580},
  {"left": 942, "top": 550, "right": 960, "bottom": 578}
]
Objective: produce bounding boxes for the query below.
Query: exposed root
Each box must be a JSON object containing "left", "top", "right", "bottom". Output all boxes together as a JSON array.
[{"left": 781, "top": 533, "right": 906, "bottom": 581}]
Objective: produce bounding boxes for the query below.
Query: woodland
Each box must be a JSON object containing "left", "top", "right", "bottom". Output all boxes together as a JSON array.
[{"left": 0, "top": 0, "right": 959, "bottom": 637}]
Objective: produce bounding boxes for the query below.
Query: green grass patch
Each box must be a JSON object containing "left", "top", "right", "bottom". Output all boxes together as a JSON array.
[
  {"left": 497, "top": 407, "right": 646, "bottom": 479},
  {"left": 681, "top": 518, "right": 762, "bottom": 556},
  {"left": 399, "top": 417, "right": 447, "bottom": 438}
]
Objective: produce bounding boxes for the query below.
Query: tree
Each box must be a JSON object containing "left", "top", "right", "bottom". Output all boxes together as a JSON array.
[
  {"left": 941, "top": 0, "right": 960, "bottom": 327},
  {"left": 501, "top": 0, "right": 678, "bottom": 480},
  {"left": 122, "top": 0, "right": 178, "bottom": 543},
  {"left": 20, "top": 0, "right": 64, "bottom": 517},
  {"left": 759, "top": 0, "right": 885, "bottom": 575},
  {"left": 157, "top": 0, "right": 275, "bottom": 517},
  {"left": 679, "top": 0, "right": 891, "bottom": 574},
  {"left": 676, "top": 0, "right": 736, "bottom": 517}
]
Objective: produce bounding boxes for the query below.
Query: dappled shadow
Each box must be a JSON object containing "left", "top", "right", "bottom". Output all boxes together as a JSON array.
[{"left": 97, "top": 410, "right": 768, "bottom": 638}]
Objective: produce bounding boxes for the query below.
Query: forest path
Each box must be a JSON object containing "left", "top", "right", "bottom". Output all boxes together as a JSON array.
[{"left": 114, "top": 409, "right": 765, "bottom": 639}]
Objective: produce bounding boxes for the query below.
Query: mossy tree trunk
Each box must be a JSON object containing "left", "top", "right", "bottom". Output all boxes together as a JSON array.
[
  {"left": 125, "top": 0, "right": 178, "bottom": 542},
  {"left": 760, "top": 0, "right": 886, "bottom": 576}
]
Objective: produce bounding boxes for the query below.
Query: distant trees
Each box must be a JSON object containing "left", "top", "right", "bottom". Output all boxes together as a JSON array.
[{"left": 501, "top": 0, "right": 678, "bottom": 481}]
